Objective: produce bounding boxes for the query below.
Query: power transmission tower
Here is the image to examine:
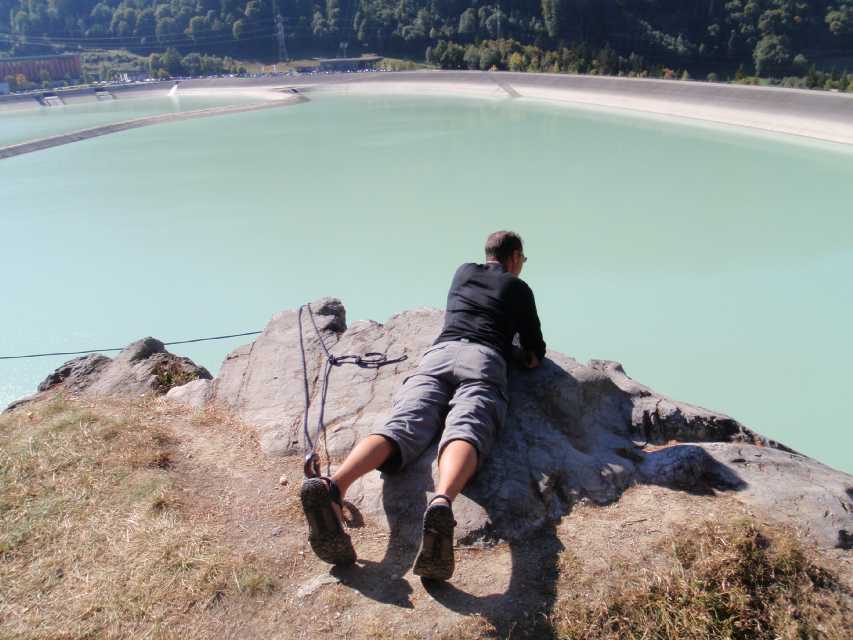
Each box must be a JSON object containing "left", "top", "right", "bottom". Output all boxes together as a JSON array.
[
  {"left": 497, "top": 2, "right": 501, "bottom": 40},
  {"left": 272, "top": 0, "right": 289, "bottom": 62}
]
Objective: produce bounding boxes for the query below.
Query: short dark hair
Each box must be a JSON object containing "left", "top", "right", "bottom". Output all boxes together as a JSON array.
[{"left": 485, "top": 230, "right": 523, "bottom": 262}]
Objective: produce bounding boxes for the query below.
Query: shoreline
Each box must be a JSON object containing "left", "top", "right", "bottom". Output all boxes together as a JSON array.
[
  {"left": 2, "top": 70, "right": 852, "bottom": 151},
  {"left": 298, "top": 72, "right": 853, "bottom": 146},
  {"left": 0, "top": 91, "right": 305, "bottom": 160}
]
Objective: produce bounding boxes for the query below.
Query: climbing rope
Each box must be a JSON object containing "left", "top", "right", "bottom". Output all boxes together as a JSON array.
[{"left": 298, "top": 302, "right": 407, "bottom": 479}]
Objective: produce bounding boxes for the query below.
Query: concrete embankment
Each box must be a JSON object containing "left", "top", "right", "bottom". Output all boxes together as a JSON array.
[
  {"left": 0, "top": 81, "right": 175, "bottom": 111},
  {"left": 0, "top": 93, "right": 306, "bottom": 160},
  {"left": 159, "top": 71, "right": 853, "bottom": 145},
  {"left": 3, "top": 70, "right": 851, "bottom": 146},
  {"left": 295, "top": 71, "right": 853, "bottom": 145}
]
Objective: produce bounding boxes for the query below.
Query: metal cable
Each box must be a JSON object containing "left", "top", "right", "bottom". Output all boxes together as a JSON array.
[{"left": 0, "top": 330, "right": 262, "bottom": 360}]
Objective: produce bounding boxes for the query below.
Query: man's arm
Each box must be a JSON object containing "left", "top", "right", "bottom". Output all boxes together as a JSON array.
[{"left": 514, "top": 281, "right": 546, "bottom": 368}]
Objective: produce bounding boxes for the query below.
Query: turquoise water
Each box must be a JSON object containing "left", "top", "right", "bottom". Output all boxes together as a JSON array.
[
  {"left": 0, "top": 93, "right": 259, "bottom": 146},
  {"left": 1, "top": 93, "right": 851, "bottom": 473}
]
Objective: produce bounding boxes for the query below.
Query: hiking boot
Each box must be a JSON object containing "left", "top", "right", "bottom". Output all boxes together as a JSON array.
[
  {"left": 300, "top": 477, "right": 356, "bottom": 565},
  {"left": 413, "top": 494, "right": 456, "bottom": 581}
]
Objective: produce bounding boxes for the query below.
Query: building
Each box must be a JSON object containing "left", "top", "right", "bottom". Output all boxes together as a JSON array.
[
  {"left": 0, "top": 54, "right": 82, "bottom": 82},
  {"left": 316, "top": 56, "right": 383, "bottom": 72},
  {"left": 114, "top": 71, "right": 150, "bottom": 83},
  {"left": 0, "top": 81, "right": 9, "bottom": 95}
]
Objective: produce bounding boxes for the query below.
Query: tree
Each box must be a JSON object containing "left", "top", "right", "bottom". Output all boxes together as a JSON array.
[
  {"left": 792, "top": 53, "right": 809, "bottom": 73},
  {"left": 806, "top": 63, "right": 819, "bottom": 88},
  {"left": 753, "top": 34, "right": 791, "bottom": 76},
  {"left": 0, "top": 0, "right": 847, "bottom": 88},
  {"left": 595, "top": 44, "right": 618, "bottom": 75},
  {"left": 156, "top": 17, "right": 178, "bottom": 43},
  {"left": 441, "top": 42, "right": 465, "bottom": 69},
  {"left": 187, "top": 15, "right": 209, "bottom": 42},
  {"left": 458, "top": 8, "right": 476, "bottom": 39},
  {"left": 232, "top": 18, "right": 246, "bottom": 39},
  {"left": 89, "top": 3, "right": 112, "bottom": 27},
  {"left": 479, "top": 45, "right": 501, "bottom": 70},
  {"left": 149, "top": 53, "right": 164, "bottom": 77},
  {"left": 426, "top": 40, "right": 445, "bottom": 64},
  {"left": 245, "top": 0, "right": 264, "bottom": 21},
  {"left": 182, "top": 52, "right": 203, "bottom": 75},
  {"left": 826, "top": 5, "right": 853, "bottom": 36},
  {"left": 463, "top": 43, "right": 480, "bottom": 69},
  {"left": 110, "top": 7, "right": 137, "bottom": 38},
  {"left": 162, "top": 47, "right": 184, "bottom": 76},
  {"left": 136, "top": 9, "right": 156, "bottom": 40},
  {"left": 541, "top": 0, "right": 566, "bottom": 39}
]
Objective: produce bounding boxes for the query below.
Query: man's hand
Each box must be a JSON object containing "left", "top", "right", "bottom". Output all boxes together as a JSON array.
[
  {"left": 512, "top": 347, "right": 541, "bottom": 369},
  {"left": 524, "top": 351, "right": 541, "bottom": 369}
]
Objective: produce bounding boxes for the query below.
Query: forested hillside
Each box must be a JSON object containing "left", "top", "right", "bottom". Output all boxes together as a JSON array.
[{"left": 1, "top": 0, "right": 852, "bottom": 79}]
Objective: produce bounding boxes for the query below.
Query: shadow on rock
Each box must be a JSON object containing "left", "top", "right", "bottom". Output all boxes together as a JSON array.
[{"left": 638, "top": 444, "right": 748, "bottom": 495}]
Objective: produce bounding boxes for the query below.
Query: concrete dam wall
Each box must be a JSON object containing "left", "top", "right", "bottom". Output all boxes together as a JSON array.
[
  {"left": 0, "top": 93, "right": 306, "bottom": 160},
  {"left": 2, "top": 71, "right": 851, "bottom": 150}
]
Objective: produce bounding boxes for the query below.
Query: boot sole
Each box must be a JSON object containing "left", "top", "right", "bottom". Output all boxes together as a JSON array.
[
  {"left": 413, "top": 505, "right": 455, "bottom": 581},
  {"left": 300, "top": 478, "right": 356, "bottom": 566}
]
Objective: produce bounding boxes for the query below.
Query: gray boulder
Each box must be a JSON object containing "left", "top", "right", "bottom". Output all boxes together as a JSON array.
[
  {"left": 165, "top": 378, "right": 213, "bottom": 408},
  {"left": 86, "top": 337, "right": 212, "bottom": 397},
  {"left": 4, "top": 338, "right": 211, "bottom": 412},
  {"left": 37, "top": 353, "right": 112, "bottom": 393},
  {"left": 179, "top": 298, "right": 852, "bottom": 550}
]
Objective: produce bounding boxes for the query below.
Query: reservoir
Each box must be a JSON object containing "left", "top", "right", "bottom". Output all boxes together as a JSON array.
[
  {"left": 0, "top": 93, "right": 259, "bottom": 147},
  {"left": 1, "top": 90, "right": 851, "bottom": 473}
]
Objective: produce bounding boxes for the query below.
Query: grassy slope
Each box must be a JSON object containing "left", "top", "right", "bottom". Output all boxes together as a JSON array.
[
  {"left": 1, "top": 395, "right": 850, "bottom": 639},
  {"left": 0, "top": 397, "right": 277, "bottom": 638}
]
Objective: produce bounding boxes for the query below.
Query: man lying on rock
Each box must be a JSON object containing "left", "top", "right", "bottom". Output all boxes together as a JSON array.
[{"left": 300, "top": 230, "right": 546, "bottom": 580}]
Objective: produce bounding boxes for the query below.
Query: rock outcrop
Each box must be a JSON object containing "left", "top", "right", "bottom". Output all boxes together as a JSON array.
[
  {"left": 4, "top": 338, "right": 211, "bottom": 411},
  {"left": 170, "top": 298, "right": 852, "bottom": 551},
  {"left": 8, "top": 300, "right": 852, "bottom": 551}
]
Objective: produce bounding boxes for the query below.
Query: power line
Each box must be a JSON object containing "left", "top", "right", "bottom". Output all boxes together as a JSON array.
[
  {"left": 0, "top": 11, "right": 311, "bottom": 46},
  {"left": 0, "top": 14, "right": 283, "bottom": 43},
  {"left": 0, "top": 27, "right": 277, "bottom": 47},
  {"left": 0, "top": 29, "right": 272, "bottom": 44},
  {"left": 0, "top": 331, "right": 263, "bottom": 361},
  {"left": 0, "top": 33, "right": 280, "bottom": 55}
]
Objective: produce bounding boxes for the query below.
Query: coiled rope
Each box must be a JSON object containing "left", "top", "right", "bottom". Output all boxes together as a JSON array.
[{"left": 298, "top": 302, "right": 407, "bottom": 478}]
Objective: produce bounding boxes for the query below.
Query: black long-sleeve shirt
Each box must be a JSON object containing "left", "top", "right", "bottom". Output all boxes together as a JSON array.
[{"left": 434, "top": 262, "right": 546, "bottom": 362}]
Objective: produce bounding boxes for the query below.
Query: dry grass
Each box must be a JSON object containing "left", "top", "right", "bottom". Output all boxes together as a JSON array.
[
  {"left": 0, "top": 395, "right": 278, "bottom": 639},
  {"left": 551, "top": 519, "right": 852, "bottom": 640},
  {"left": 436, "top": 615, "right": 498, "bottom": 639},
  {"left": 2, "top": 395, "right": 850, "bottom": 640}
]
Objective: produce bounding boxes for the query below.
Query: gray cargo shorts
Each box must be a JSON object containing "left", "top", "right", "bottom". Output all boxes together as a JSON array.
[{"left": 371, "top": 339, "right": 509, "bottom": 473}]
